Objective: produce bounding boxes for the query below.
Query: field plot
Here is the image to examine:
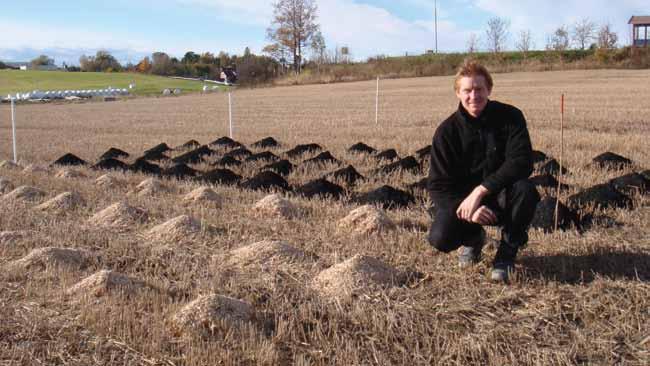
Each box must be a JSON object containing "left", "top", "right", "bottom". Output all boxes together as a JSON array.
[{"left": 0, "top": 69, "right": 649, "bottom": 365}]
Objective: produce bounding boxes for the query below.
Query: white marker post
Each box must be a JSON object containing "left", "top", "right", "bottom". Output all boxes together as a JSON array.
[
  {"left": 228, "top": 92, "right": 233, "bottom": 138},
  {"left": 375, "top": 76, "right": 379, "bottom": 125},
  {"left": 11, "top": 97, "right": 17, "bottom": 163}
]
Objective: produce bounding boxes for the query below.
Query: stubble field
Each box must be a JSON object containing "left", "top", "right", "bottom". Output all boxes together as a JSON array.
[{"left": 0, "top": 69, "right": 648, "bottom": 365}]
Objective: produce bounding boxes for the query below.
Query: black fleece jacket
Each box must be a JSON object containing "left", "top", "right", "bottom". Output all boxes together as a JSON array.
[{"left": 427, "top": 100, "right": 534, "bottom": 203}]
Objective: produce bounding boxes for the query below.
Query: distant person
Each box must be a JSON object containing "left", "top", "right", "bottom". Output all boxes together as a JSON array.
[{"left": 427, "top": 60, "right": 540, "bottom": 282}]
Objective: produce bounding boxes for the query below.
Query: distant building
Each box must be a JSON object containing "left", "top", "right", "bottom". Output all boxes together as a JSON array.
[
  {"left": 2, "top": 62, "right": 58, "bottom": 71},
  {"left": 629, "top": 16, "right": 650, "bottom": 47}
]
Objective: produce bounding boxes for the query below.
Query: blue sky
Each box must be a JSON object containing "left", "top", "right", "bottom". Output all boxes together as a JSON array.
[{"left": 0, "top": 0, "right": 647, "bottom": 66}]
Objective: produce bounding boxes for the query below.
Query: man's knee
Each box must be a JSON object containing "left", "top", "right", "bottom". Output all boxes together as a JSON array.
[
  {"left": 512, "top": 179, "right": 540, "bottom": 203},
  {"left": 427, "top": 226, "right": 457, "bottom": 253}
]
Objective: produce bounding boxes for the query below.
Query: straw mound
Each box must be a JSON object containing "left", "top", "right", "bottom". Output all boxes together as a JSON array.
[
  {"left": 66, "top": 269, "right": 145, "bottom": 297},
  {"left": 88, "top": 202, "right": 148, "bottom": 229},
  {"left": 23, "top": 164, "right": 50, "bottom": 173},
  {"left": 311, "top": 255, "right": 404, "bottom": 298},
  {"left": 0, "top": 178, "right": 14, "bottom": 194},
  {"left": 224, "top": 240, "right": 313, "bottom": 269},
  {"left": 95, "top": 174, "right": 124, "bottom": 189},
  {"left": 35, "top": 191, "right": 85, "bottom": 211},
  {"left": 146, "top": 215, "right": 202, "bottom": 242},
  {"left": 172, "top": 294, "right": 254, "bottom": 333},
  {"left": 55, "top": 168, "right": 86, "bottom": 179},
  {"left": 338, "top": 205, "right": 396, "bottom": 235},
  {"left": 183, "top": 187, "right": 222, "bottom": 205},
  {"left": 0, "top": 230, "right": 28, "bottom": 245},
  {"left": 252, "top": 194, "right": 298, "bottom": 218},
  {"left": 10, "top": 247, "right": 96, "bottom": 270},
  {"left": 0, "top": 160, "right": 20, "bottom": 170},
  {"left": 2, "top": 185, "right": 46, "bottom": 203},
  {"left": 130, "top": 178, "right": 167, "bottom": 196}
]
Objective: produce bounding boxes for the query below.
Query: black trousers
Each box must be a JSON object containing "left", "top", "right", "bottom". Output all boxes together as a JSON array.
[{"left": 427, "top": 179, "right": 540, "bottom": 253}]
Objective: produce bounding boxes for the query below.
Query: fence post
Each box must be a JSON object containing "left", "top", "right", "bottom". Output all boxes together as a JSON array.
[
  {"left": 375, "top": 76, "right": 379, "bottom": 125},
  {"left": 11, "top": 97, "right": 17, "bottom": 163},
  {"left": 228, "top": 92, "right": 233, "bottom": 138}
]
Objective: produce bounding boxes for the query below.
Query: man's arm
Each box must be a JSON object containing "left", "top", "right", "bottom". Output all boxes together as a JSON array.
[{"left": 427, "top": 126, "right": 463, "bottom": 203}]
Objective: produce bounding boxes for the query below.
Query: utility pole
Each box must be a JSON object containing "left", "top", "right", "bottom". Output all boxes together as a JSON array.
[{"left": 434, "top": 0, "right": 438, "bottom": 53}]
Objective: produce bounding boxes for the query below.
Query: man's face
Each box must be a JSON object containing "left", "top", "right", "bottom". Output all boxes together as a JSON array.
[{"left": 456, "top": 75, "right": 491, "bottom": 118}]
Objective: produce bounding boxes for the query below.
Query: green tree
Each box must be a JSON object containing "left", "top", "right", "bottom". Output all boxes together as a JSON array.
[{"left": 182, "top": 51, "right": 200, "bottom": 64}]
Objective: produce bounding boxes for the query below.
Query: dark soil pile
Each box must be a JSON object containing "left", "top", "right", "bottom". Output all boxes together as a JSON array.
[
  {"left": 348, "top": 142, "right": 376, "bottom": 154},
  {"left": 285, "top": 143, "right": 322, "bottom": 158},
  {"left": 538, "top": 159, "right": 569, "bottom": 176},
  {"left": 241, "top": 171, "right": 290, "bottom": 191},
  {"left": 175, "top": 139, "right": 201, "bottom": 150},
  {"left": 580, "top": 213, "right": 622, "bottom": 230},
  {"left": 251, "top": 137, "right": 280, "bottom": 148},
  {"left": 375, "top": 156, "right": 421, "bottom": 175},
  {"left": 406, "top": 177, "right": 428, "bottom": 192},
  {"left": 640, "top": 170, "right": 650, "bottom": 181},
  {"left": 213, "top": 156, "right": 242, "bottom": 167},
  {"left": 567, "top": 183, "right": 632, "bottom": 210},
  {"left": 530, "top": 197, "right": 580, "bottom": 233},
  {"left": 530, "top": 174, "right": 570, "bottom": 190},
  {"left": 262, "top": 160, "right": 294, "bottom": 176},
  {"left": 532, "top": 150, "right": 548, "bottom": 164},
  {"left": 144, "top": 143, "right": 171, "bottom": 156},
  {"left": 353, "top": 185, "right": 415, "bottom": 209},
  {"left": 375, "top": 149, "right": 398, "bottom": 161},
  {"left": 245, "top": 151, "right": 279, "bottom": 163},
  {"left": 199, "top": 168, "right": 242, "bottom": 186},
  {"left": 99, "top": 147, "right": 129, "bottom": 161},
  {"left": 130, "top": 158, "right": 162, "bottom": 176},
  {"left": 303, "top": 151, "right": 340, "bottom": 165},
  {"left": 51, "top": 153, "right": 87, "bottom": 166},
  {"left": 139, "top": 150, "right": 169, "bottom": 162},
  {"left": 608, "top": 173, "right": 649, "bottom": 195},
  {"left": 296, "top": 178, "right": 345, "bottom": 199},
  {"left": 210, "top": 136, "right": 244, "bottom": 149},
  {"left": 91, "top": 158, "right": 130, "bottom": 172},
  {"left": 172, "top": 145, "right": 215, "bottom": 164},
  {"left": 163, "top": 163, "right": 199, "bottom": 179},
  {"left": 591, "top": 152, "right": 633, "bottom": 169},
  {"left": 326, "top": 165, "right": 364, "bottom": 185},
  {"left": 224, "top": 147, "right": 253, "bottom": 159},
  {"left": 415, "top": 145, "right": 431, "bottom": 160}
]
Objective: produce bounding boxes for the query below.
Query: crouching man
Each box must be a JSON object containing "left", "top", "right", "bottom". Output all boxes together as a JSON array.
[{"left": 427, "top": 60, "right": 540, "bottom": 282}]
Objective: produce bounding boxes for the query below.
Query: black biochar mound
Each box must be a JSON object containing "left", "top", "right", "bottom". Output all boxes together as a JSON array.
[
  {"left": 262, "top": 160, "right": 295, "bottom": 176},
  {"left": 246, "top": 151, "right": 279, "bottom": 162},
  {"left": 532, "top": 150, "right": 548, "bottom": 164},
  {"left": 285, "top": 143, "right": 322, "bottom": 158},
  {"left": 375, "top": 156, "right": 421, "bottom": 175},
  {"left": 130, "top": 158, "right": 162, "bottom": 176},
  {"left": 530, "top": 196, "right": 580, "bottom": 233},
  {"left": 140, "top": 150, "right": 169, "bottom": 162},
  {"left": 175, "top": 139, "right": 201, "bottom": 150},
  {"left": 567, "top": 183, "right": 632, "bottom": 210},
  {"left": 172, "top": 145, "right": 215, "bottom": 164},
  {"left": 529, "top": 174, "right": 570, "bottom": 190},
  {"left": 608, "top": 172, "right": 649, "bottom": 195},
  {"left": 296, "top": 178, "right": 345, "bottom": 199},
  {"left": 213, "top": 156, "right": 242, "bottom": 167},
  {"left": 91, "top": 158, "right": 130, "bottom": 172},
  {"left": 326, "top": 165, "right": 365, "bottom": 185},
  {"left": 144, "top": 143, "right": 171, "bottom": 156},
  {"left": 163, "top": 163, "right": 199, "bottom": 180},
  {"left": 538, "top": 159, "right": 569, "bottom": 176},
  {"left": 640, "top": 170, "right": 650, "bottom": 181},
  {"left": 376, "top": 149, "right": 399, "bottom": 161},
  {"left": 353, "top": 185, "right": 415, "bottom": 209},
  {"left": 224, "top": 147, "right": 253, "bottom": 159},
  {"left": 303, "top": 151, "right": 340, "bottom": 165},
  {"left": 99, "top": 147, "right": 129, "bottom": 161},
  {"left": 348, "top": 142, "right": 376, "bottom": 154},
  {"left": 591, "top": 152, "right": 633, "bottom": 169},
  {"left": 200, "top": 168, "right": 242, "bottom": 186},
  {"left": 210, "top": 136, "right": 244, "bottom": 149},
  {"left": 252, "top": 137, "right": 280, "bottom": 149},
  {"left": 406, "top": 177, "right": 428, "bottom": 192},
  {"left": 52, "top": 153, "right": 87, "bottom": 166},
  {"left": 241, "top": 171, "right": 290, "bottom": 191},
  {"left": 416, "top": 145, "right": 431, "bottom": 160}
]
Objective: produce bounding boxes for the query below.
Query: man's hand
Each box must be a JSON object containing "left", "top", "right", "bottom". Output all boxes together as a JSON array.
[
  {"left": 470, "top": 205, "right": 497, "bottom": 225},
  {"left": 456, "top": 185, "right": 489, "bottom": 221}
]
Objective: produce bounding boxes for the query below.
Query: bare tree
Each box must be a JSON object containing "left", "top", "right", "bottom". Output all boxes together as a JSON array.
[
  {"left": 485, "top": 17, "right": 510, "bottom": 53},
  {"left": 572, "top": 18, "right": 597, "bottom": 50},
  {"left": 516, "top": 29, "right": 534, "bottom": 54},
  {"left": 466, "top": 33, "right": 480, "bottom": 54},
  {"left": 597, "top": 23, "right": 618, "bottom": 49},
  {"left": 547, "top": 26, "right": 570, "bottom": 51},
  {"left": 266, "top": 0, "right": 320, "bottom": 74},
  {"left": 310, "top": 30, "right": 326, "bottom": 70}
]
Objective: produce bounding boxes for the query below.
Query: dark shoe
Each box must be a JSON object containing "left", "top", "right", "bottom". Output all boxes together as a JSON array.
[
  {"left": 458, "top": 229, "right": 486, "bottom": 268},
  {"left": 490, "top": 241, "right": 518, "bottom": 282}
]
